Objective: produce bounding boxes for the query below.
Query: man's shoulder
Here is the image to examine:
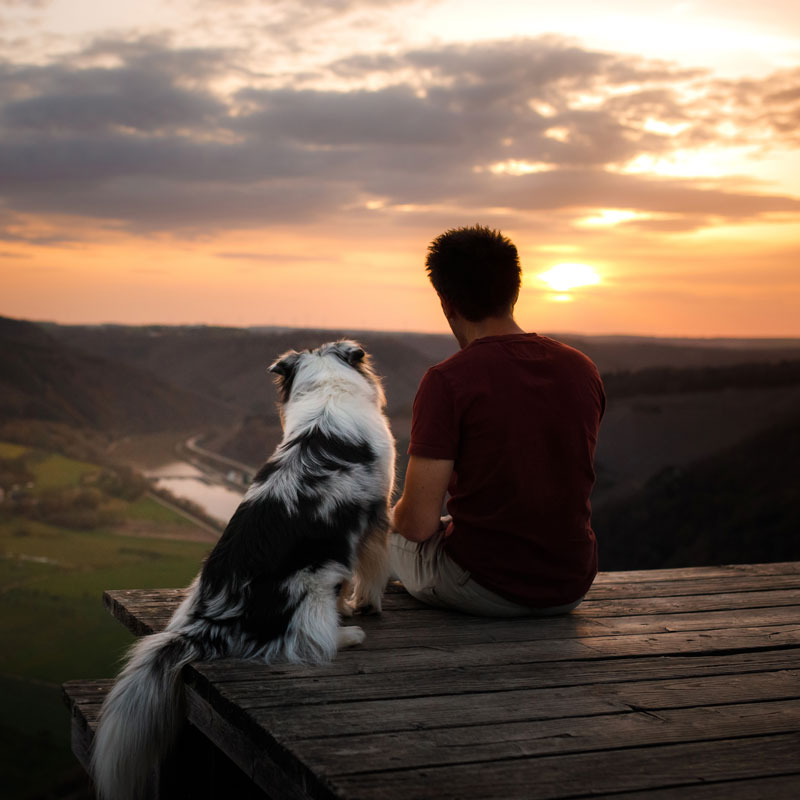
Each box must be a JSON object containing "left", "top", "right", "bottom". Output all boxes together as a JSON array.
[
  {"left": 427, "top": 335, "right": 603, "bottom": 405},
  {"left": 433, "top": 333, "right": 597, "bottom": 370},
  {"left": 538, "top": 335, "right": 602, "bottom": 373}
]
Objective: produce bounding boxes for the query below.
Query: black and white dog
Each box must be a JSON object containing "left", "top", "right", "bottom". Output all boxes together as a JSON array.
[{"left": 91, "top": 340, "right": 395, "bottom": 800}]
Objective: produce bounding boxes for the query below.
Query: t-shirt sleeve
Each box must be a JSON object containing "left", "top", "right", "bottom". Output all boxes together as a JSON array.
[{"left": 408, "top": 367, "right": 459, "bottom": 459}]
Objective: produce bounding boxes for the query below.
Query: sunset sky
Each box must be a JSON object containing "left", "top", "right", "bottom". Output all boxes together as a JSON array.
[{"left": 1, "top": 0, "right": 799, "bottom": 336}]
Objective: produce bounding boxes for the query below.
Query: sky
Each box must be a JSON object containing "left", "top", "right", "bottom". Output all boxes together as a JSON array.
[{"left": 1, "top": 0, "right": 799, "bottom": 336}]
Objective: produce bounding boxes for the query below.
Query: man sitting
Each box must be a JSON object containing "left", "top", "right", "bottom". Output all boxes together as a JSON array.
[{"left": 390, "top": 225, "right": 605, "bottom": 616}]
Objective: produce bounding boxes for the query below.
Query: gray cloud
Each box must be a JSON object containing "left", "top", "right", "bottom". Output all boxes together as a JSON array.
[
  {"left": 476, "top": 169, "right": 800, "bottom": 219},
  {"left": 236, "top": 86, "right": 462, "bottom": 145},
  {"left": 2, "top": 76, "right": 224, "bottom": 134},
  {"left": 0, "top": 33, "right": 797, "bottom": 236},
  {"left": 8, "top": 177, "right": 356, "bottom": 232}
]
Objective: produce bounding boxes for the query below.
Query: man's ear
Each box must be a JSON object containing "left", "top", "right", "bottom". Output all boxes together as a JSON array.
[
  {"left": 439, "top": 295, "right": 456, "bottom": 321},
  {"left": 268, "top": 350, "right": 301, "bottom": 377}
]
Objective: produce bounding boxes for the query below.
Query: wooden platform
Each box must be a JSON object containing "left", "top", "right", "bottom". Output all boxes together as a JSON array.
[{"left": 73, "top": 563, "right": 800, "bottom": 799}]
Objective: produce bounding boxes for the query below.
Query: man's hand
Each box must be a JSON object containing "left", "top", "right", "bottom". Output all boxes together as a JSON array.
[{"left": 391, "top": 455, "right": 454, "bottom": 543}]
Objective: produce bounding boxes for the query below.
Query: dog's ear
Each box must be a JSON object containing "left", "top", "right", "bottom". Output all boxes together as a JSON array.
[
  {"left": 269, "top": 350, "right": 302, "bottom": 404},
  {"left": 268, "top": 350, "right": 301, "bottom": 377},
  {"left": 336, "top": 340, "right": 365, "bottom": 367}
]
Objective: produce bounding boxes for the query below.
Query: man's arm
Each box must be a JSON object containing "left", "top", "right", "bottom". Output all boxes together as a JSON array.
[{"left": 391, "top": 455, "right": 454, "bottom": 543}]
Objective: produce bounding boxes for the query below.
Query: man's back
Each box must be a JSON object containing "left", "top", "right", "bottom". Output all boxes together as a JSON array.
[{"left": 410, "top": 333, "right": 605, "bottom": 607}]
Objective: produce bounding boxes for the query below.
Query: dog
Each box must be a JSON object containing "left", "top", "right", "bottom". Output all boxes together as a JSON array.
[{"left": 91, "top": 340, "right": 396, "bottom": 800}]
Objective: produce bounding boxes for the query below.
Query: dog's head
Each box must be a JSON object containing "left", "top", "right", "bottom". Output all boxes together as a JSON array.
[{"left": 268, "top": 339, "right": 385, "bottom": 412}]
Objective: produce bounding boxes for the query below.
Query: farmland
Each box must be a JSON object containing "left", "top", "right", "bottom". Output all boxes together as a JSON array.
[{"left": 0, "top": 443, "right": 213, "bottom": 799}]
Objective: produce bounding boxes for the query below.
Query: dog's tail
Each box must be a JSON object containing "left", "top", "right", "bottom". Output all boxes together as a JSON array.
[{"left": 91, "top": 629, "right": 201, "bottom": 800}]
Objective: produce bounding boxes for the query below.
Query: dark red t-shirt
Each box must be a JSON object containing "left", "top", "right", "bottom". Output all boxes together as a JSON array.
[{"left": 409, "top": 333, "right": 605, "bottom": 607}]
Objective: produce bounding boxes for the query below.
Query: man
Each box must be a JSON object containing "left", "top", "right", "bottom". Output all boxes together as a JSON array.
[{"left": 390, "top": 225, "right": 605, "bottom": 616}]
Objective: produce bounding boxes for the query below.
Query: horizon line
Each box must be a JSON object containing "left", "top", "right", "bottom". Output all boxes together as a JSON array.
[{"left": 6, "top": 314, "right": 800, "bottom": 344}]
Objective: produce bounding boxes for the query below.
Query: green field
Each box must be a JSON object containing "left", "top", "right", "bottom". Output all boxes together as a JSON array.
[
  {"left": 125, "top": 494, "right": 197, "bottom": 525},
  {"left": 0, "top": 444, "right": 213, "bottom": 799},
  {"left": 0, "top": 442, "right": 29, "bottom": 459}
]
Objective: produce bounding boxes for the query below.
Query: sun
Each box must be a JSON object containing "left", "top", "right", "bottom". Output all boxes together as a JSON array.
[{"left": 537, "top": 263, "right": 601, "bottom": 292}]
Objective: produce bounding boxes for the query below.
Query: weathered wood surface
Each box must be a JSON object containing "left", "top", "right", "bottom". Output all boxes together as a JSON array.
[
  {"left": 103, "top": 562, "right": 800, "bottom": 799},
  {"left": 61, "top": 679, "right": 271, "bottom": 799},
  {"left": 62, "top": 678, "right": 112, "bottom": 771}
]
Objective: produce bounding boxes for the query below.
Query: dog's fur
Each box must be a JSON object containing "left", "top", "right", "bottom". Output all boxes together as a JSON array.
[{"left": 91, "top": 340, "right": 395, "bottom": 800}]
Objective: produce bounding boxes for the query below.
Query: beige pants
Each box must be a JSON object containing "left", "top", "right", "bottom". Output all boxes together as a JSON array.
[{"left": 389, "top": 529, "right": 584, "bottom": 618}]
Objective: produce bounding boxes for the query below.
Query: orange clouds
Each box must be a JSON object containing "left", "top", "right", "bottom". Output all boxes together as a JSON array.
[{"left": 0, "top": 6, "right": 798, "bottom": 336}]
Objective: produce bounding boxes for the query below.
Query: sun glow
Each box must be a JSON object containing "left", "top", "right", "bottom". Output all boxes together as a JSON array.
[
  {"left": 578, "top": 209, "right": 644, "bottom": 227},
  {"left": 485, "top": 159, "right": 552, "bottom": 175},
  {"left": 537, "top": 263, "right": 602, "bottom": 292}
]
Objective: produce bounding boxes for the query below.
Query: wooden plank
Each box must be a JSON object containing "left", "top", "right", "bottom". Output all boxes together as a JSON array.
[
  {"left": 103, "top": 595, "right": 800, "bottom": 650},
  {"left": 293, "top": 699, "right": 800, "bottom": 776},
  {"left": 185, "top": 626, "right": 800, "bottom": 694},
  {"left": 189, "top": 651, "right": 800, "bottom": 700},
  {"left": 105, "top": 589, "right": 800, "bottom": 659},
  {"left": 103, "top": 570, "right": 800, "bottom": 638},
  {"left": 359, "top": 588, "right": 800, "bottom": 617},
  {"left": 185, "top": 688, "right": 329, "bottom": 800},
  {"left": 333, "top": 587, "right": 800, "bottom": 619},
  {"left": 63, "top": 680, "right": 110, "bottom": 776},
  {"left": 585, "top": 574, "right": 800, "bottom": 599},
  {"left": 290, "top": 608, "right": 800, "bottom": 651},
  {"left": 63, "top": 678, "right": 114, "bottom": 708},
  {"left": 578, "top": 589, "right": 800, "bottom": 617},
  {"left": 225, "top": 670, "right": 800, "bottom": 737},
  {"left": 579, "top": 606, "right": 800, "bottom": 635},
  {"left": 592, "top": 562, "right": 800, "bottom": 583},
  {"left": 592, "top": 775, "right": 800, "bottom": 800},
  {"left": 223, "top": 625, "right": 800, "bottom": 678},
  {"left": 330, "top": 732, "right": 800, "bottom": 800},
  {"left": 103, "top": 590, "right": 174, "bottom": 636}
]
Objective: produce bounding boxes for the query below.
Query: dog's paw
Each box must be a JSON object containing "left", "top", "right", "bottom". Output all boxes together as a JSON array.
[
  {"left": 337, "top": 626, "right": 366, "bottom": 649},
  {"left": 352, "top": 598, "right": 382, "bottom": 615},
  {"left": 337, "top": 596, "right": 355, "bottom": 617}
]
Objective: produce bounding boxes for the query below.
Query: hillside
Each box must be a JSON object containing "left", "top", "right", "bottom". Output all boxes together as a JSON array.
[
  {"left": 5, "top": 316, "right": 800, "bottom": 571},
  {"left": 593, "top": 411, "right": 800, "bottom": 569},
  {"left": 0, "top": 317, "right": 229, "bottom": 436},
  {"left": 592, "top": 382, "right": 800, "bottom": 507},
  {"left": 48, "top": 324, "right": 453, "bottom": 419},
  {"left": 0, "top": 441, "right": 213, "bottom": 800},
  {"left": 559, "top": 334, "right": 800, "bottom": 373},
  {"left": 34, "top": 318, "right": 800, "bottom": 495},
  {"left": 602, "top": 360, "right": 800, "bottom": 398},
  {"left": 49, "top": 324, "right": 800, "bottom": 420}
]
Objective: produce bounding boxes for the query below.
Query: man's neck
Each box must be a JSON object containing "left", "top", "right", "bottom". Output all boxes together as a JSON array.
[{"left": 454, "top": 316, "right": 525, "bottom": 349}]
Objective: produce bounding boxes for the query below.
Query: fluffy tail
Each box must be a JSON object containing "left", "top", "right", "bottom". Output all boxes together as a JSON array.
[{"left": 91, "top": 630, "right": 200, "bottom": 800}]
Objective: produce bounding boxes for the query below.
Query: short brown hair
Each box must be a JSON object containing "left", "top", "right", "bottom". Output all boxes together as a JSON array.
[{"left": 425, "top": 225, "right": 521, "bottom": 321}]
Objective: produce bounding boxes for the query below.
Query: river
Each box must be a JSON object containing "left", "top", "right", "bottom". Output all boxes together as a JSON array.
[{"left": 146, "top": 461, "right": 244, "bottom": 524}]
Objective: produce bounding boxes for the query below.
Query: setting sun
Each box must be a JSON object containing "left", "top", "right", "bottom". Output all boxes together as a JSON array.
[
  {"left": 538, "top": 264, "right": 602, "bottom": 293},
  {"left": 0, "top": 0, "right": 799, "bottom": 337}
]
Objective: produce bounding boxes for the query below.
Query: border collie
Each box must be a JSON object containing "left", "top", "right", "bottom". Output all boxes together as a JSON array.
[{"left": 91, "top": 340, "right": 395, "bottom": 800}]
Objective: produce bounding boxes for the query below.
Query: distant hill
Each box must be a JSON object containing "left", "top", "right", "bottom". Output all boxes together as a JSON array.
[
  {"left": 44, "top": 321, "right": 800, "bottom": 420},
  {"left": 47, "top": 324, "right": 453, "bottom": 419},
  {"left": 0, "top": 317, "right": 228, "bottom": 435},
  {"left": 602, "top": 360, "right": 800, "bottom": 399},
  {"left": 593, "top": 411, "right": 800, "bottom": 569},
  {"left": 593, "top": 381, "right": 800, "bottom": 507},
  {"left": 7, "top": 316, "right": 800, "bottom": 571},
  {"left": 558, "top": 334, "right": 800, "bottom": 372}
]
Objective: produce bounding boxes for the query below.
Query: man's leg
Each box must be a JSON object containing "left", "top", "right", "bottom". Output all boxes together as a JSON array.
[
  {"left": 390, "top": 527, "right": 584, "bottom": 617},
  {"left": 389, "top": 529, "right": 452, "bottom": 609}
]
